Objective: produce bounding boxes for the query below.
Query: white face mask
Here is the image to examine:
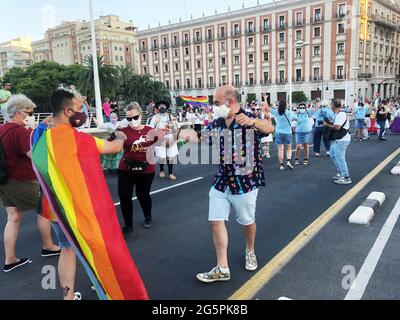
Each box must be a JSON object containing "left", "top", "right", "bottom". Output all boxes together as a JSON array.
[
  {"left": 213, "top": 105, "right": 231, "bottom": 119},
  {"left": 299, "top": 109, "right": 306, "bottom": 114},
  {"left": 23, "top": 116, "right": 36, "bottom": 129},
  {"left": 130, "top": 118, "right": 142, "bottom": 128}
]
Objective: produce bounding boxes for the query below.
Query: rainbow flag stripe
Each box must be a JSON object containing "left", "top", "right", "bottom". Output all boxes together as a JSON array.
[
  {"left": 181, "top": 96, "right": 209, "bottom": 106},
  {"left": 31, "top": 124, "right": 148, "bottom": 300}
]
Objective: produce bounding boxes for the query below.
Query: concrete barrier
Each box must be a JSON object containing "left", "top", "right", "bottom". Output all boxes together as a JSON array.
[
  {"left": 391, "top": 162, "right": 400, "bottom": 175},
  {"left": 349, "top": 192, "right": 386, "bottom": 226}
]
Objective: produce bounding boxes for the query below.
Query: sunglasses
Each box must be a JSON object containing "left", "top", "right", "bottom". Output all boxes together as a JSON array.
[
  {"left": 22, "top": 111, "right": 34, "bottom": 117},
  {"left": 127, "top": 115, "right": 140, "bottom": 121}
]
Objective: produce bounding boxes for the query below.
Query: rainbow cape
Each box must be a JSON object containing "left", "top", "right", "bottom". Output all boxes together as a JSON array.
[
  {"left": 31, "top": 124, "right": 149, "bottom": 300},
  {"left": 181, "top": 96, "right": 209, "bottom": 107}
]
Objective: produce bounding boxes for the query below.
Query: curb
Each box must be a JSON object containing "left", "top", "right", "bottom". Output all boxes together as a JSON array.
[{"left": 349, "top": 192, "right": 386, "bottom": 226}]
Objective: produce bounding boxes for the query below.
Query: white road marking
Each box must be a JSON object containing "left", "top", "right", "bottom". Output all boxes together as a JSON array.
[
  {"left": 345, "top": 195, "right": 400, "bottom": 300},
  {"left": 114, "top": 177, "right": 204, "bottom": 206}
]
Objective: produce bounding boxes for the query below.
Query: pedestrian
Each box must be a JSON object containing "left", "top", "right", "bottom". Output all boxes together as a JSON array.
[
  {"left": 149, "top": 101, "right": 179, "bottom": 180},
  {"left": 323, "top": 99, "right": 352, "bottom": 185},
  {"left": 376, "top": 101, "right": 388, "bottom": 141},
  {"left": 294, "top": 102, "right": 314, "bottom": 166},
  {"left": 0, "top": 82, "right": 12, "bottom": 123},
  {"left": 363, "top": 98, "right": 374, "bottom": 140},
  {"left": 313, "top": 100, "right": 334, "bottom": 157},
  {"left": 118, "top": 102, "right": 158, "bottom": 234},
  {"left": 270, "top": 100, "right": 295, "bottom": 171},
  {"left": 31, "top": 88, "right": 148, "bottom": 300},
  {"left": 354, "top": 101, "right": 369, "bottom": 142},
  {"left": 196, "top": 85, "right": 274, "bottom": 283},
  {"left": 102, "top": 97, "right": 111, "bottom": 122},
  {"left": 1, "top": 94, "right": 60, "bottom": 273}
]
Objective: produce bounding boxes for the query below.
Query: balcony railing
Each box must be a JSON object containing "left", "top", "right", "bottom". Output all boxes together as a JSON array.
[
  {"left": 277, "top": 78, "right": 288, "bottom": 84},
  {"left": 358, "top": 73, "right": 372, "bottom": 79},
  {"left": 182, "top": 40, "right": 190, "bottom": 46},
  {"left": 219, "top": 33, "right": 226, "bottom": 39},
  {"left": 332, "top": 74, "right": 345, "bottom": 80},
  {"left": 140, "top": 47, "right": 147, "bottom": 52},
  {"left": 194, "top": 37, "right": 202, "bottom": 43},
  {"left": 335, "top": 11, "right": 348, "bottom": 19},
  {"left": 151, "top": 45, "right": 158, "bottom": 50},
  {"left": 231, "top": 30, "right": 242, "bottom": 37},
  {"left": 295, "top": 19, "right": 305, "bottom": 27},
  {"left": 161, "top": 44, "right": 169, "bottom": 49},
  {"left": 172, "top": 42, "right": 179, "bottom": 48},
  {"left": 277, "top": 22, "right": 287, "bottom": 30},
  {"left": 206, "top": 35, "right": 214, "bottom": 42},
  {"left": 246, "top": 29, "right": 255, "bottom": 35},
  {"left": 294, "top": 77, "right": 305, "bottom": 82},
  {"left": 261, "top": 25, "right": 271, "bottom": 32},
  {"left": 311, "top": 16, "right": 324, "bottom": 24},
  {"left": 371, "top": 14, "right": 397, "bottom": 30}
]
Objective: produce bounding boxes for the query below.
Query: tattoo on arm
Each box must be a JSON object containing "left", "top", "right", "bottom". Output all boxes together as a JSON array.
[{"left": 63, "top": 286, "right": 71, "bottom": 298}]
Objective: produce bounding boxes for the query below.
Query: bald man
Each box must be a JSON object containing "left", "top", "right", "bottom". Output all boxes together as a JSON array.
[{"left": 197, "top": 86, "right": 274, "bottom": 283}]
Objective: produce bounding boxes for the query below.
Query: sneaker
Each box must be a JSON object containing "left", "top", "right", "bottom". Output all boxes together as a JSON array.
[
  {"left": 245, "top": 251, "right": 258, "bottom": 272},
  {"left": 294, "top": 159, "right": 300, "bottom": 165},
  {"left": 90, "top": 284, "right": 96, "bottom": 291},
  {"left": 41, "top": 249, "right": 61, "bottom": 258},
  {"left": 303, "top": 159, "right": 309, "bottom": 166},
  {"left": 159, "top": 171, "right": 165, "bottom": 179},
  {"left": 332, "top": 173, "right": 341, "bottom": 181},
  {"left": 3, "top": 258, "right": 31, "bottom": 273},
  {"left": 286, "top": 162, "right": 294, "bottom": 170},
  {"left": 196, "top": 266, "right": 231, "bottom": 283},
  {"left": 326, "top": 152, "right": 331, "bottom": 157},
  {"left": 122, "top": 226, "right": 133, "bottom": 234},
  {"left": 280, "top": 165, "right": 285, "bottom": 171},
  {"left": 144, "top": 220, "right": 152, "bottom": 229},
  {"left": 315, "top": 153, "right": 321, "bottom": 157},
  {"left": 73, "top": 292, "right": 82, "bottom": 301},
  {"left": 169, "top": 174, "right": 177, "bottom": 181},
  {"left": 334, "top": 177, "right": 352, "bottom": 185}
]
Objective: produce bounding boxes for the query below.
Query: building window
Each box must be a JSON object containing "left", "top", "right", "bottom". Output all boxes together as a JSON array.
[
  {"left": 175, "top": 63, "right": 179, "bottom": 71},
  {"left": 249, "top": 54, "right": 254, "bottom": 63},
  {"left": 221, "top": 57, "right": 226, "bottom": 66},
  {"left": 279, "top": 70, "right": 285, "bottom": 83},
  {"left": 314, "top": 27, "right": 321, "bottom": 37},
  {"left": 263, "top": 18, "right": 270, "bottom": 30},
  {"left": 186, "top": 79, "right": 191, "bottom": 88},
  {"left": 337, "top": 42, "right": 345, "bottom": 54},
  {"left": 176, "top": 79, "right": 180, "bottom": 89},
  {"left": 174, "top": 49, "right": 178, "bottom": 57},
  {"left": 337, "top": 65, "right": 344, "bottom": 79},
  {"left": 220, "top": 27, "right": 226, "bottom": 38},
  {"left": 296, "top": 69, "right": 302, "bottom": 81},
  {"left": 338, "top": 4, "right": 347, "bottom": 17},
  {"left": 263, "top": 71, "right": 269, "bottom": 82},
  {"left": 165, "top": 64, "right": 169, "bottom": 72},
  {"left": 234, "top": 24, "right": 240, "bottom": 35},
  {"left": 186, "top": 62, "right": 190, "bottom": 70},
  {"left": 165, "top": 80, "right": 170, "bottom": 89},
  {"left": 279, "top": 33, "right": 285, "bottom": 42},
  {"left": 208, "top": 44, "right": 213, "bottom": 52},
  {"left": 234, "top": 55, "right": 240, "bottom": 64},
  {"left": 154, "top": 52, "right": 158, "bottom": 60},
  {"left": 207, "top": 29, "right": 213, "bottom": 40},
  {"left": 234, "top": 39, "right": 239, "bottom": 49},
  {"left": 296, "top": 30, "right": 302, "bottom": 40},
  {"left": 296, "top": 12, "right": 303, "bottom": 25},
  {"left": 249, "top": 73, "right": 254, "bottom": 85},
  {"left": 338, "top": 23, "right": 345, "bottom": 34},
  {"left": 144, "top": 66, "right": 147, "bottom": 74},
  {"left": 248, "top": 37, "right": 254, "bottom": 47},
  {"left": 248, "top": 21, "right": 254, "bottom": 33},
  {"left": 279, "top": 15, "right": 285, "bottom": 28},
  {"left": 264, "top": 35, "right": 269, "bottom": 45},
  {"left": 315, "top": 8, "right": 322, "bottom": 21},
  {"left": 197, "top": 60, "right": 201, "bottom": 69},
  {"left": 198, "top": 78, "right": 202, "bottom": 88},
  {"left": 209, "top": 59, "right": 214, "bottom": 67},
  {"left": 164, "top": 50, "right": 168, "bottom": 59},
  {"left": 209, "top": 76, "right": 214, "bottom": 86},
  {"left": 279, "top": 50, "right": 285, "bottom": 60},
  {"left": 196, "top": 46, "right": 201, "bottom": 54},
  {"left": 142, "top": 53, "right": 146, "bottom": 61},
  {"left": 313, "top": 46, "right": 320, "bottom": 56},
  {"left": 222, "top": 75, "right": 227, "bottom": 85},
  {"left": 264, "top": 51, "right": 269, "bottom": 61},
  {"left": 235, "top": 74, "right": 240, "bottom": 85},
  {"left": 313, "top": 67, "right": 320, "bottom": 80},
  {"left": 155, "top": 65, "right": 159, "bottom": 73},
  {"left": 296, "top": 48, "right": 302, "bottom": 58},
  {"left": 221, "top": 42, "right": 226, "bottom": 51},
  {"left": 185, "top": 47, "right": 189, "bottom": 55}
]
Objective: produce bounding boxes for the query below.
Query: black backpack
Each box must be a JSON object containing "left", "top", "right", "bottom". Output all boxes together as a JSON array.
[{"left": 0, "top": 125, "right": 20, "bottom": 185}]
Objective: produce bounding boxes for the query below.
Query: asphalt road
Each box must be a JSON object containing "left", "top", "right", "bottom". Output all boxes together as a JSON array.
[{"left": 0, "top": 130, "right": 399, "bottom": 300}]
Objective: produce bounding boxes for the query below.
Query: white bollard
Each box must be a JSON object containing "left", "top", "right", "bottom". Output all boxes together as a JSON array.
[{"left": 349, "top": 192, "right": 386, "bottom": 226}]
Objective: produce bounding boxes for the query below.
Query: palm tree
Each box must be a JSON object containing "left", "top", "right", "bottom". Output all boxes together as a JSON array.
[
  {"left": 152, "top": 81, "right": 171, "bottom": 103},
  {"left": 127, "top": 74, "right": 154, "bottom": 107},
  {"left": 115, "top": 66, "right": 134, "bottom": 102},
  {"left": 78, "top": 55, "right": 118, "bottom": 101}
]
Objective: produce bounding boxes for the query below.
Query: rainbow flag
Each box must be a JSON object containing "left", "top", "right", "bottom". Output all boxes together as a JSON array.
[
  {"left": 31, "top": 124, "right": 149, "bottom": 300},
  {"left": 181, "top": 96, "right": 209, "bottom": 107}
]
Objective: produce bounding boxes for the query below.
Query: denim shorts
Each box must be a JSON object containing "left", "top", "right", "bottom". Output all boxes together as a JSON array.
[
  {"left": 51, "top": 222, "right": 71, "bottom": 249},
  {"left": 355, "top": 119, "right": 366, "bottom": 129},
  {"left": 208, "top": 187, "right": 259, "bottom": 226},
  {"left": 296, "top": 131, "right": 312, "bottom": 145},
  {"left": 275, "top": 133, "right": 292, "bottom": 145}
]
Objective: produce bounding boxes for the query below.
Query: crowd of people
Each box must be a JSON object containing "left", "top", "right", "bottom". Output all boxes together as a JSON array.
[{"left": 1, "top": 79, "right": 400, "bottom": 300}]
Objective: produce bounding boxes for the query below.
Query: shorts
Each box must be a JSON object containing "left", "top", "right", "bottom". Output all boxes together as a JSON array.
[
  {"left": 0, "top": 179, "right": 39, "bottom": 211},
  {"left": 208, "top": 187, "right": 259, "bottom": 226},
  {"left": 296, "top": 131, "right": 312, "bottom": 145},
  {"left": 355, "top": 120, "right": 366, "bottom": 129},
  {"left": 51, "top": 222, "right": 71, "bottom": 249},
  {"left": 275, "top": 133, "right": 292, "bottom": 145},
  {"left": 365, "top": 117, "right": 371, "bottom": 129}
]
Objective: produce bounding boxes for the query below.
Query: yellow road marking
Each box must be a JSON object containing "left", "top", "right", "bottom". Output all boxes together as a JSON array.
[{"left": 229, "top": 147, "right": 400, "bottom": 300}]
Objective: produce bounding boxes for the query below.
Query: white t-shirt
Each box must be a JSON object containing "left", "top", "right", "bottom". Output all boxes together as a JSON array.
[{"left": 334, "top": 111, "right": 350, "bottom": 142}]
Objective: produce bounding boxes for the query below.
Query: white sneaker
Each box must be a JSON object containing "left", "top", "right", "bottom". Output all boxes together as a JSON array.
[
  {"left": 334, "top": 177, "right": 352, "bottom": 185},
  {"left": 332, "top": 173, "right": 341, "bottom": 181},
  {"left": 245, "top": 251, "right": 258, "bottom": 272},
  {"left": 73, "top": 292, "right": 82, "bottom": 300}
]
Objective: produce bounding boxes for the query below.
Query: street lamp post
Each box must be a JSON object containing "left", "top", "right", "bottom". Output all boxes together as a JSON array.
[{"left": 89, "top": 0, "right": 103, "bottom": 127}]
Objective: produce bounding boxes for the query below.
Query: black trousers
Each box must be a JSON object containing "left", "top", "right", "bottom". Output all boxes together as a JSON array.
[{"left": 118, "top": 170, "right": 155, "bottom": 228}]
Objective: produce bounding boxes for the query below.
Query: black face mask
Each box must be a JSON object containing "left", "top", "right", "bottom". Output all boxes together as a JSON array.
[
  {"left": 68, "top": 109, "right": 88, "bottom": 128},
  {"left": 159, "top": 107, "right": 167, "bottom": 114}
]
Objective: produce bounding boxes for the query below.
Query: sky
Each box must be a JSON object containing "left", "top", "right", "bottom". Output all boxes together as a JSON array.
[{"left": 1, "top": 0, "right": 274, "bottom": 43}]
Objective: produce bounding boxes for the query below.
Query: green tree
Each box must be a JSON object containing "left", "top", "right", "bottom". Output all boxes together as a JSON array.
[
  {"left": 246, "top": 93, "right": 257, "bottom": 104},
  {"left": 115, "top": 66, "right": 134, "bottom": 102},
  {"left": 78, "top": 55, "right": 118, "bottom": 100},
  {"left": 292, "top": 91, "right": 308, "bottom": 104}
]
